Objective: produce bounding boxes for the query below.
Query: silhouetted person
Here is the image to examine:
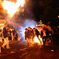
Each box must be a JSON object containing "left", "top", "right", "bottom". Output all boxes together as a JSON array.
[
  {"left": 2, "top": 25, "right": 10, "bottom": 49},
  {"left": 25, "top": 28, "right": 29, "bottom": 43},
  {"left": 28, "top": 27, "right": 33, "bottom": 45},
  {"left": 33, "top": 28, "right": 41, "bottom": 43}
]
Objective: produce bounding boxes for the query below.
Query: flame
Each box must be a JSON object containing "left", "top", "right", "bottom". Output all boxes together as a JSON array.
[
  {"left": 2, "top": 0, "right": 25, "bottom": 17},
  {"left": 33, "top": 35, "right": 43, "bottom": 45},
  {"left": 33, "top": 36, "right": 40, "bottom": 43}
]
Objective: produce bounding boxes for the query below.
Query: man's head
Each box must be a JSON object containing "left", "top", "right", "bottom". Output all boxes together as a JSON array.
[
  {"left": 30, "top": 28, "right": 32, "bottom": 31},
  {"left": 33, "top": 28, "right": 36, "bottom": 31},
  {"left": 25, "top": 28, "right": 28, "bottom": 32},
  {"left": 28, "top": 27, "right": 31, "bottom": 31}
]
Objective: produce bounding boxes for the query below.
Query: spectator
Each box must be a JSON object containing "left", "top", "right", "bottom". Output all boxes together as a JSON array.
[
  {"left": 28, "top": 27, "right": 33, "bottom": 45},
  {"left": 25, "top": 28, "right": 29, "bottom": 43},
  {"left": 17, "top": 30, "right": 21, "bottom": 41},
  {"left": 7, "top": 28, "right": 12, "bottom": 40},
  {"left": 33, "top": 28, "right": 41, "bottom": 43},
  {"left": 41, "top": 28, "right": 46, "bottom": 45},
  {"left": 2, "top": 25, "right": 10, "bottom": 49}
]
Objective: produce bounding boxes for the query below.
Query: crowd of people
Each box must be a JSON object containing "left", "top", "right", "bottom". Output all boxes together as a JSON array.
[
  {"left": 0, "top": 23, "right": 54, "bottom": 49},
  {"left": 25, "top": 25, "right": 54, "bottom": 46},
  {"left": 25, "top": 27, "right": 41, "bottom": 45},
  {"left": 41, "top": 25, "right": 53, "bottom": 45},
  {"left": 0, "top": 24, "right": 20, "bottom": 49}
]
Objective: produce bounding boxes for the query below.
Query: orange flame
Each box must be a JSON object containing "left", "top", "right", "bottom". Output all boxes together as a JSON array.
[
  {"left": 33, "top": 35, "right": 43, "bottom": 45},
  {"left": 2, "top": 0, "right": 25, "bottom": 17}
]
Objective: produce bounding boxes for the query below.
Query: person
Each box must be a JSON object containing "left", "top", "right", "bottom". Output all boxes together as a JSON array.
[
  {"left": 33, "top": 28, "right": 41, "bottom": 43},
  {"left": 10, "top": 28, "right": 14, "bottom": 41},
  {"left": 39, "top": 20, "right": 42, "bottom": 24},
  {"left": 13, "top": 32, "right": 18, "bottom": 40},
  {"left": 28, "top": 27, "right": 33, "bottom": 44},
  {"left": 41, "top": 28, "right": 46, "bottom": 45},
  {"left": 7, "top": 28, "right": 11, "bottom": 40},
  {"left": 17, "top": 30, "right": 21, "bottom": 41},
  {"left": 0, "top": 28, "right": 2, "bottom": 42},
  {"left": 25, "top": 28, "right": 29, "bottom": 43},
  {"left": 44, "top": 25, "right": 53, "bottom": 43},
  {"left": 12, "top": 29, "right": 17, "bottom": 40},
  {"left": 2, "top": 25, "right": 10, "bottom": 49},
  {"left": 30, "top": 28, "right": 34, "bottom": 41},
  {"left": 33, "top": 28, "right": 40, "bottom": 36}
]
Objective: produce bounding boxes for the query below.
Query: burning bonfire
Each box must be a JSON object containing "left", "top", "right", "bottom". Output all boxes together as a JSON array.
[
  {"left": 33, "top": 35, "right": 43, "bottom": 45},
  {"left": 2, "top": 0, "right": 25, "bottom": 17}
]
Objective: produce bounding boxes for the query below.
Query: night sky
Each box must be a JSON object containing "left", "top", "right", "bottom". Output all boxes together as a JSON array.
[
  {"left": 0, "top": 0, "right": 59, "bottom": 26},
  {"left": 24, "top": 0, "right": 59, "bottom": 25}
]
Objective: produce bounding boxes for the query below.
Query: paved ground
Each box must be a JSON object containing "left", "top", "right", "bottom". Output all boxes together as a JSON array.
[{"left": 0, "top": 40, "right": 59, "bottom": 59}]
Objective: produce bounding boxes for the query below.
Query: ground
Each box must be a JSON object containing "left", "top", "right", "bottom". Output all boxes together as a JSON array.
[{"left": 0, "top": 40, "right": 59, "bottom": 59}]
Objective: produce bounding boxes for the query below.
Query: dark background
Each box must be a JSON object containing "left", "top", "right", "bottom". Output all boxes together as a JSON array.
[
  {"left": 0, "top": 0, "right": 59, "bottom": 27},
  {"left": 24, "top": 0, "right": 59, "bottom": 26}
]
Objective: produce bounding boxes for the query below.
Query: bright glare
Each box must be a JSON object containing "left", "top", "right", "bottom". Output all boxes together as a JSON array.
[
  {"left": 33, "top": 35, "right": 43, "bottom": 45},
  {"left": 33, "top": 36, "right": 40, "bottom": 44},
  {"left": 2, "top": 0, "right": 25, "bottom": 17}
]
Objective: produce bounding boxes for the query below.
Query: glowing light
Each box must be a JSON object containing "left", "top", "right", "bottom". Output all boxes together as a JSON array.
[
  {"left": 33, "top": 36, "right": 40, "bottom": 44},
  {"left": 0, "top": 24, "right": 4, "bottom": 26},
  {"left": 0, "top": 24, "right": 4, "bottom": 29},
  {"left": 2, "top": 0, "right": 25, "bottom": 17},
  {"left": 58, "top": 15, "right": 59, "bottom": 18},
  {"left": 33, "top": 35, "right": 43, "bottom": 45}
]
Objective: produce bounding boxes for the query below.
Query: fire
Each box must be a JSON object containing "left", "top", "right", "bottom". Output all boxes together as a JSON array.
[
  {"left": 2, "top": 0, "right": 25, "bottom": 17},
  {"left": 33, "top": 35, "right": 43, "bottom": 45},
  {"left": 33, "top": 36, "right": 40, "bottom": 43}
]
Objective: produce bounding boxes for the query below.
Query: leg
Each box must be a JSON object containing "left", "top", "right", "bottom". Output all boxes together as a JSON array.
[
  {"left": 2, "top": 38, "right": 7, "bottom": 48},
  {"left": 28, "top": 38, "right": 32, "bottom": 46},
  {"left": 5, "top": 37, "right": 10, "bottom": 49},
  {"left": 0, "top": 37, "right": 2, "bottom": 42},
  {"left": 37, "top": 36, "right": 42, "bottom": 44},
  {"left": 43, "top": 36, "right": 46, "bottom": 46},
  {"left": 26, "top": 38, "right": 29, "bottom": 43}
]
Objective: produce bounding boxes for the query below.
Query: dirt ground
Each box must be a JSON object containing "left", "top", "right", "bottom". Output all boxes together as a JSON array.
[{"left": 0, "top": 40, "right": 59, "bottom": 59}]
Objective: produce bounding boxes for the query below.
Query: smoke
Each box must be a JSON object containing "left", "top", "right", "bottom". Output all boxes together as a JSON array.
[
  {"left": 0, "top": 0, "right": 38, "bottom": 40},
  {"left": 19, "top": 19, "right": 37, "bottom": 40},
  {"left": 23, "top": 19, "right": 37, "bottom": 28}
]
